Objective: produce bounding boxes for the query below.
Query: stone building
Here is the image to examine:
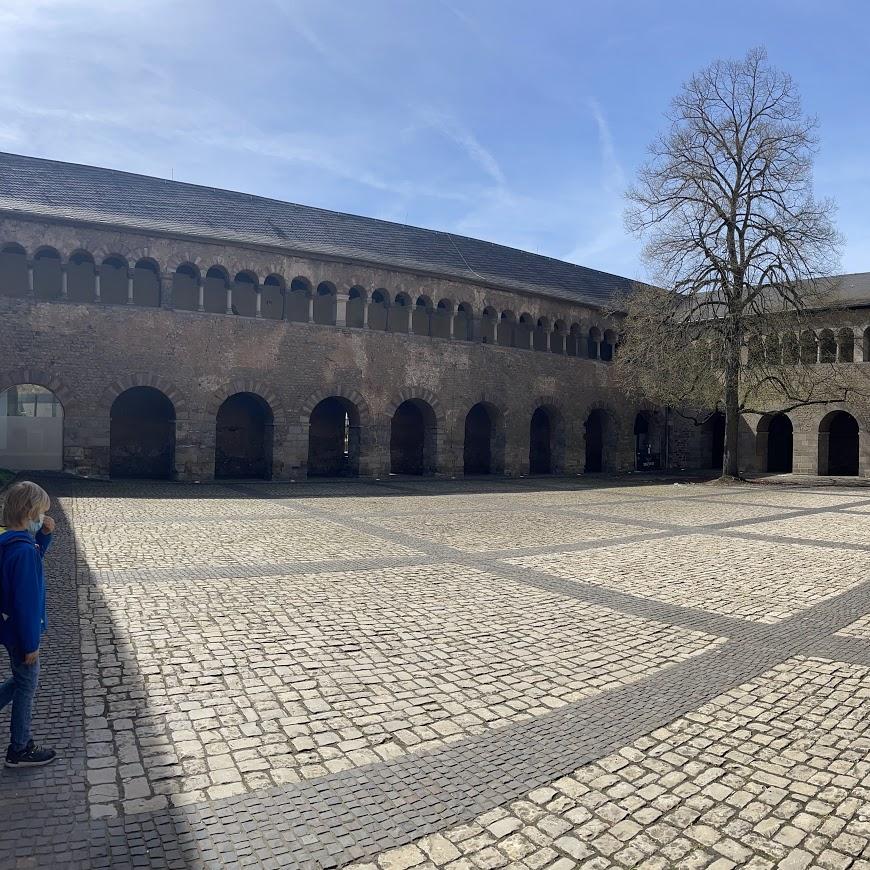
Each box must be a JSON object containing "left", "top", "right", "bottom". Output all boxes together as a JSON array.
[{"left": 0, "top": 152, "right": 866, "bottom": 480}]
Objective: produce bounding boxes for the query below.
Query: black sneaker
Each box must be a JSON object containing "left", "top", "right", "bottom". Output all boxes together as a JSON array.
[{"left": 5, "top": 741, "right": 57, "bottom": 768}]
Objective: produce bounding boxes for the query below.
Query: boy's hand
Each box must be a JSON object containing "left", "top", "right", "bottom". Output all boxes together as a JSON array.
[
  {"left": 23, "top": 650, "right": 39, "bottom": 665},
  {"left": 41, "top": 516, "right": 55, "bottom": 534}
]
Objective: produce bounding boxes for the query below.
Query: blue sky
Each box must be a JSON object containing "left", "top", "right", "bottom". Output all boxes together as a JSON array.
[{"left": 1, "top": 0, "right": 868, "bottom": 280}]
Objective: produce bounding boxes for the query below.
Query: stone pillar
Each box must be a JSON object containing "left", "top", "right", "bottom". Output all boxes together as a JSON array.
[
  {"left": 335, "top": 292, "right": 350, "bottom": 327},
  {"left": 126, "top": 269, "right": 135, "bottom": 304},
  {"left": 361, "top": 299, "right": 369, "bottom": 328},
  {"left": 447, "top": 312, "right": 454, "bottom": 340},
  {"left": 225, "top": 284, "right": 233, "bottom": 315},
  {"left": 60, "top": 265, "right": 68, "bottom": 299},
  {"left": 307, "top": 294, "right": 315, "bottom": 323},
  {"left": 197, "top": 279, "right": 205, "bottom": 312},
  {"left": 94, "top": 267, "right": 101, "bottom": 302},
  {"left": 159, "top": 273, "right": 173, "bottom": 309},
  {"left": 255, "top": 287, "right": 262, "bottom": 318},
  {"left": 27, "top": 260, "right": 35, "bottom": 297}
]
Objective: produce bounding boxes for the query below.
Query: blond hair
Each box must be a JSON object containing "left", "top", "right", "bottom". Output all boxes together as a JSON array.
[{"left": 2, "top": 481, "right": 50, "bottom": 529}]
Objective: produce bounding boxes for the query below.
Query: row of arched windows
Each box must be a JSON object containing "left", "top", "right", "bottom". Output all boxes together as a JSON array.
[
  {"left": 746, "top": 327, "right": 870, "bottom": 365},
  {"left": 0, "top": 243, "right": 618, "bottom": 360}
]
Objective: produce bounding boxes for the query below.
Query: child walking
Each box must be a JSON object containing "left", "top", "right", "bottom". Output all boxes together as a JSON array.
[{"left": 0, "top": 480, "right": 56, "bottom": 767}]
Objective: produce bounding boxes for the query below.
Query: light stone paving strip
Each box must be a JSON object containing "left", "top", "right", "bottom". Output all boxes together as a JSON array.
[{"left": 10, "top": 475, "right": 868, "bottom": 869}]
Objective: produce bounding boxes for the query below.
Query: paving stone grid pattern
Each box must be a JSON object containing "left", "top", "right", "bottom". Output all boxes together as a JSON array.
[{"left": 3, "top": 477, "right": 870, "bottom": 868}]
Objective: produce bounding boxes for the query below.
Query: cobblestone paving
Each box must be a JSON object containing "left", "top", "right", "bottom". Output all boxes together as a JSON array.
[{"left": 3, "top": 475, "right": 870, "bottom": 869}]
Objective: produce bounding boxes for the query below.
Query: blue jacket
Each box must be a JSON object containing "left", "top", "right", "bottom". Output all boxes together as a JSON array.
[{"left": 0, "top": 528, "right": 52, "bottom": 655}]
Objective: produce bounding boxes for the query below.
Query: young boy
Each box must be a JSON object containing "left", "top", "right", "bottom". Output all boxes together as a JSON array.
[{"left": 0, "top": 480, "right": 56, "bottom": 767}]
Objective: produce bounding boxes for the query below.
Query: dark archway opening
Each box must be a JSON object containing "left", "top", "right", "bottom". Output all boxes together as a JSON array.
[
  {"left": 390, "top": 400, "right": 436, "bottom": 475},
  {"left": 464, "top": 403, "right": 493, "bottom": 475},
  {"left": 529, "top": 408, "right": 552, "bottom": 475},
  {"left": 215, "top": 393, "right": 273, "bottom": 479},
  {"left": 708, "top": 411, "right": 726, "bottom": 470},
  {"left": 821, "top": 411, "right": 859, "bottom": 476},
  {"left": 767, "top": 414, "right": 793, "bottom": 473},
  {"left": 308, "top": 397, "right": 360, "bottom": 477},
  {"left": 110, "top": 387, "right": 175, "bottom": 479},
  {"left": 584, "top": 410, "right": 605, "bottom": 473}
]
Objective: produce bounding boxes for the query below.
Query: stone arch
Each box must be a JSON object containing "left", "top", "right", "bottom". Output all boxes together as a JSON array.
[
  {"left": 498, "top": 310, "right": 516, "bottom": 348},
  {"left": 462, "top": 400, "right": 505, "bottom": 476},
  {"left": 433, "top": 298, "right": 453, "bottom": 340},
  {"left": 412, "top": 295, "right": 433, "bottom": 336},
  {"left": 818, "top": 328, "right": 836, "bottom": 364},
  {"left": 633, "top": 407, "right": 664, "bottom": 470},
  {"left": 0, "top": 367, "right": 75, "bottom": 414},
  {"left": 110, "top": 385, "right": 177, "bottom": 479},
  {"left": 818, "top": 410, "right": 860, "bottom": 476},
  {"left": 481, "top": 306, "right": 498, "bottom": 344},
  {"left": 0, "top": 242, "right": 28, "bottom": 298},
  {"left": 533, "top": 317, "right": 550, "bottom": 352},
  {"left": 863, "top": 327, "right": 870, "bottom": 363},
  {"left": 757, "top": 413, "right": 793, "bottom": 474},
  {"left": 528, "top": 397, "right": 566, "bottom": 475},
  {"left": 214, "top": 392, "right": 274, "bottom": 479},
  {"left": 747, "top": 334, "right": 765, "bottom": 366},
  {"left": 314, "top": 281, "right": 337, "bottom": 326},
  {"left": 387, "top": 388, "right": 444, "bottom": 476},
  {"left": 764, "top": 332, "right": 781, "bottom": 365},
  {"left": 782, "top": 332, "right": 799, "bottom": 365},
  {"left": 567, "top": 322, "right": 582, "bottom": 357},
  {"left": 800, "top": 330, "right": 817, "bottom": 365},
  {"left": 702, "top": 411, "right": 726, "bottom": 471},
  {"left": 587, "top": 325, "right": 602, "bottom": 359},
  {"left": 305, "top": 390, "right": 369, "bottom": 477},
  {"left": 551, "top": 320, "right": 567, "bottom": 354}
]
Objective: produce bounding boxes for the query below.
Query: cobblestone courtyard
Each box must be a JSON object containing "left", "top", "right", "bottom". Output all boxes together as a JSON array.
[{"left": 3, "top": 476, "right": 870, "bottom": 869}]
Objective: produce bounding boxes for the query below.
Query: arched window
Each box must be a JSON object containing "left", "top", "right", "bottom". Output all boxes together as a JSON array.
[
  {"left": 287, "top": 276, "right": 312, "bottom": 322},
  {"left": 33, "top": 247, "right": 62, "bottom": 300},
  {"left": 413, "top": 295, "right": 433, "bottom": 336},
  {"left": 764, "top": 333, "right": 781, "bottom": 365},
  {"left": 262, "top": 274, "right": 285, "bottom": 321},
  {"left": 314, "top": 281, "right": 336, "bottom": 326},
  {"left": 173, "top": 263, "right": 200, "bottom": 311},
  {"left": 390, "top": 399, "right": 437, "bottom": 475},
  {"left": 601, "top": 329, "right": 617, "bottom": 362},
  {"left": 481, "top": 306, "right": 497, "bottom": 344},
  {"left": 567, "top": 323, "right": 582, "bottom": 357},
  {"left": 819, "top": 411, "right": 859, "bottom": 476},
  {"left": 747, "top": 335, "right": 765, "bottom": 366},
  {"left": 369, "top": 288, "right": 390, "bottom": 331},
  {"left": 0, "top": 384, "right": 63, "bottom": 470},
  {"left": 429, "top": 298, "right": 451, "bottom": 340},
  {"left": 781, "top": 332, "right": 799, "bottom": 365},
  {"left": 533, "top": 317, "right": 549, "bottom": 352},
  {"left": 308, "top": 397, "right": 361, "bottom": 477},
  {"left": 233, "top": 271, "right": 258, "bottom": 317},
  {"left": 390, "top": 292, "right": 412, "bottom": 333},
  {"left": 499, "top": 311, "right": 516, "bottom": 347},
  {"left": 0, "top": 243, "right": 28, "bottom": 298},
  {"left": 587, "top": 326, "right": 602, "bottom": 359},
  {"left": 347, "top": 286, "right": 367, "bottom": 328},
  {"left": 799, "top": 330, "right": 817, "bottom": 365},
  {"left": 818, "top": 329, "right": 836, "bottom": 363},
  {"left": 215, "top": 393, "right": 274, "bottom": 479},
  {"left": 551, "top": 321, "right": 567, "bottom": 354},
  {"left": 133, "top": 259, "right": 161, "bottom": 307},
  {"left": 836, "top": 328, "right": 855, "bottom": 363},
  {"left": 204, "top": 266, "right": 230, "bottom": 314},
  {"left": 455, "top": 302, "right": 473, "bottom": 341},
  {"left": 67, "top": 250, "right": 96, "bottom": 303},
  {"left": 100, "top": 255, "right": 128, "bottom": 305}
]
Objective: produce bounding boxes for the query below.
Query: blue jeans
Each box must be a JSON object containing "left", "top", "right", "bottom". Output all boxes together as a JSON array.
[{"left": 0, "top": 645, "right": 39, "bottom": 752}]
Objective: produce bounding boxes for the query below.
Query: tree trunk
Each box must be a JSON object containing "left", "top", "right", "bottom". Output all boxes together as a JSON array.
[{"left": 722, "top": 331, "right": 741, "bottom": 478}]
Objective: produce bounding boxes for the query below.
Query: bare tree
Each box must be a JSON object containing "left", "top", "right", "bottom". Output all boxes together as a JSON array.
[{"left": 622, "top": 47, "right": 851, "bottom": 479}]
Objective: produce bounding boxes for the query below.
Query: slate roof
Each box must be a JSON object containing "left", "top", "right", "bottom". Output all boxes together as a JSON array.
[
  {"left": 828, "top": 272, "right": 870, "bottom": 307},
  {"left": 0, "top": 151, "right": 636, "bottom": 308}
]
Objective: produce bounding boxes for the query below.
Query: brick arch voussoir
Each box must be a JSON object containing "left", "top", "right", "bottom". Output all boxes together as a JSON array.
[
  {"left": 299, "top": 387, "right": 373, "bottom": 428},
  {"left": 385, "top": 387, "right": 445, "bottom": 427},
  {"left": 582, "top": 401, "right": 625, "bottom": 441},
  {"left": 0, "top": 368, "right": 77, "bottom": 414},
  {"left": 100, "top": 374, "right": 188, "bottom": 419},
  {"left": 208, "top": 381, "right": 286, "bottom": 423}
]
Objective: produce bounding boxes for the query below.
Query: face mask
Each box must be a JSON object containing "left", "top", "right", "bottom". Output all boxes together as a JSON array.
[{"left": 27, "top": 514, "right": 44, "bottom": 535}]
